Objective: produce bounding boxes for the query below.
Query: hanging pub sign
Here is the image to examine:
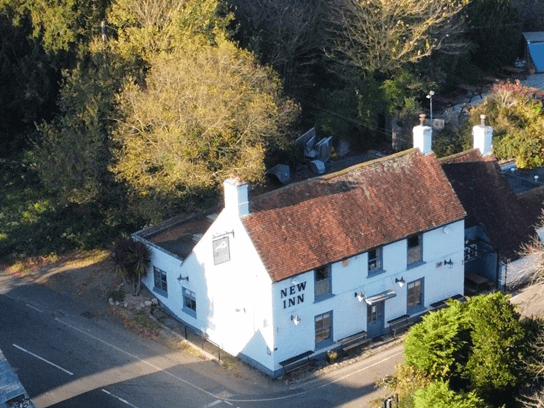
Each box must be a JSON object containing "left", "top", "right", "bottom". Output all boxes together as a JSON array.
[{"left": 213, "top": 236, "right": 230, "bottom": 265}]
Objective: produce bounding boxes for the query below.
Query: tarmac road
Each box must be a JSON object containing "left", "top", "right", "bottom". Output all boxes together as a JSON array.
[{"left": 0, "top": 271, "right": 402, "bottom": 408}]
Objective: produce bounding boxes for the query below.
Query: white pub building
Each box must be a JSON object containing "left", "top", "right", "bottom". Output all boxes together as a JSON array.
[{"left": 134, "top": 120, "right": 468, "bottom": 377}]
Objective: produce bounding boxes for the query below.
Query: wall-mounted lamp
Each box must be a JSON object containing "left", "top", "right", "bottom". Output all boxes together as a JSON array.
[
  {"left": 354, "top": 291, "right": 365, "bottom": 302},
  {"left": 177, "top": 274, "right": 189, "bottom": 282},
  {"left": 291, "top": 277, "right": 298, "bottom": 286},
  {"left": 444, "top": 259, "right": 453, "bottom": 268},
  {"left": 291, "top": 315, "right": 301, "bottom": 325},
  {"left": 395, "top": 277, "right": 406, "bottom": 287}
]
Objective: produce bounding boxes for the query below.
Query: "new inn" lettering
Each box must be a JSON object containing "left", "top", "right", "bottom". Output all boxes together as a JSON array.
[{"left": 281, "top": 282, "right": 306, "bottom": 309}]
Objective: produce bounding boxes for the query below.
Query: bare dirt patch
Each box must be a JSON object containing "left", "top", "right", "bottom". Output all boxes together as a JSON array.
[{"left": 1, "top": 250, "right": 122, "bottom": 318}]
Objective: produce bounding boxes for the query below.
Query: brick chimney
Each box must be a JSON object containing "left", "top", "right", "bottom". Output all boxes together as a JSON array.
[
  {"left": 413, "top": 114, "right": 432, "bottom": 154},
  {"left": 473, "top": 115, "right": 493, "bottom": 156},
  {"left": 224, "top": 177, "right": 249, "bottom": 218}
]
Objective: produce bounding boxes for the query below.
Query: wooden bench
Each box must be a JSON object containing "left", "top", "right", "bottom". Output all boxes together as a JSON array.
[
  {"left": 279, "top": 350, "right": 313, "bottom": 375},
  {"left": 501, "top": 66, "right": 527, "bottom": 80},
  {"left": 388, "top": 314, "right": 410, "bottom": 337},
  {"left": 483, "top": 75, "right": 501, "bottom": 84},
  {"left": 430, "top": 294, "right": 466, "bottom": 310},
  {"left": 465, "top": 272, "right": 492, "bottom": 291},
  {"left": 339, "top": 330, "right": 371, "bottom": 353}
]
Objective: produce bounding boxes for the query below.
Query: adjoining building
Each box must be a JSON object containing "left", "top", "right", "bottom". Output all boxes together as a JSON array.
[{"left": 134, "top": 117, "right": 467, "bottom": 377}]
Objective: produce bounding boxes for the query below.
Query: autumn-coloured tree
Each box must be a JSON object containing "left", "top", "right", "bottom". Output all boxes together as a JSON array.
[
  {"left": 326, "top": 0, "right": 470, "bottom": 75},
  {"left": 111, "top": 36, "right": 299, "bottom": 198},
  {"left": 471, "top": 81, "right": 544, "bottom": 169}
]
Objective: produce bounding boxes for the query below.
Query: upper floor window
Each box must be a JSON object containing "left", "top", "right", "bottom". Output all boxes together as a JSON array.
[
  {"left": 407, "top": 234, "right": 422, "bottom": 266},
  {"left": 153, "top": 266, "right": 168, "bottom": 294},
  {"left": 315, "top": 265, "right": 331, "bottom": 300},
  {"left": 368, "top": 247, "right": 383, "bottom": 276}
]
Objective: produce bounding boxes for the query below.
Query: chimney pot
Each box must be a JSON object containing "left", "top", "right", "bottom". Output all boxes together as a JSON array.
[
  {"left": 419, "top": 114, "right": 426, "bottom": 126},
  {"left": 480, "top": 114, "right": 486, "bottom": 127}
]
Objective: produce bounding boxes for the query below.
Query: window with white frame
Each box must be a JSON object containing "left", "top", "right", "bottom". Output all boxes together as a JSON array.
[
  {"left": 315, "top": 311, "right": 332, "bottom": 346},
  {"left": 407, "top": 234, "right": 423, "bottom": 266},
  {"left": 315, "top": 265, "right": 331, "bottom": 300},
  {"left": 368, "top": 247, "right": 383, "bottom": 276},
  {"left": 407, "top": 278, "right": 424, "bottom": 313},
  {"left": 153, "top": 266, "right": 168, "bottom": 293},
  {"left": 464, "top": 241, "right": 478, "bottom": 262},
  {"left": 182, "top": 288, "right": 196, "bottom": 318}
]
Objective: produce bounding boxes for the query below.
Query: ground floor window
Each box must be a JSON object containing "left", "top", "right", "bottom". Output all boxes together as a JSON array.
[
  {"left": 315, "top": 311, "right": 332, "bottom": 348},
  {"left": 153, "top": 267, "right": 168, "bottom": 294},
  {"left": 183, "top": 288, "right": 196, "bottom": 318},
  {"left": 407, "top": 278, "right": 424, "bottom": 313}
]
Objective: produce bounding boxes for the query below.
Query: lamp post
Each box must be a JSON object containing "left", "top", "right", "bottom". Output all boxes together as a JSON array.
[{"left": 426, "top": 90, "right": 435, "bottom": 128}]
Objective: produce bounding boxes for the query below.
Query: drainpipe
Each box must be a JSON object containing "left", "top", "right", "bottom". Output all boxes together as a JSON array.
[{"left": 498, "top": 252, "right": 505, "bottom": 292}]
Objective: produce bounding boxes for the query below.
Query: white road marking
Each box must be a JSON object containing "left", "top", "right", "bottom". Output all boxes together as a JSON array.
[
  {"left": 224, "top": 401, "right": 233, "bottom": 405},
  {"left": 226, "top": 349, "right": 404, "bottom": 403},
  {"left": 26, "top": 303, "right": 43, "bottom": 313},
  {"left": 56, "top": 318, "right": 218, "bottom": 398},
  {"left": 55, "top": 317, "right": 402, "bottom": 405},
  {"left": 203, "top": 400, "right": 222, "bottom": 408},
  {"left": 12, "top": 343, "right": 74, "bottom": 375},
  {"left": 102, "top": 389, "right": 140, "bottom": 408}
]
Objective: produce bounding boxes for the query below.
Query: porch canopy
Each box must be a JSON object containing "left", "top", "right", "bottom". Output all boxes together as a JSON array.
[
  {"left": 365, "top": 289, "right": 397, "bottom": 305},
  {"left": 523, "top": 32, "right": 544, "bottom": 73}
]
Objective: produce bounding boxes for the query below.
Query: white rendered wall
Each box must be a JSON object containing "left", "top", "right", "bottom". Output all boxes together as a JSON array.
[
  {"left": 139, "top": 211, "right": 275, "bottom": 374},
  {"left": 270, "top": 219, "right": 465, "bottom": 373}
]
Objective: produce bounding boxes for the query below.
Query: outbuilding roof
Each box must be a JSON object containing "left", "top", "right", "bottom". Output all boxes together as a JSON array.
[
  {"left": 440, "top": 149, "right": 537, "bottom": 261},
  {"left": 244, "top": 149, "right": 466, "bottom": 282}
]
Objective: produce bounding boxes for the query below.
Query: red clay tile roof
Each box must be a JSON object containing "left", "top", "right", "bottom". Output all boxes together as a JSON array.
[
  {"left": 243, "top": 149, "right": 465, "bottom": 282},
  {"left": 440, "top": 149, "right": 537, "bottom": 261}
]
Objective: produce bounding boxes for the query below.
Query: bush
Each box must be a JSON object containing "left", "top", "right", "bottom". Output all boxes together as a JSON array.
[
  {"left": 404, "top": 300, "right": 470, "bottom": 381},
  {"left": 413, "top": 380, "right": 488, "bottom": 408},
  {"left": 404, "top": 293, "right": 531, "bottom": 405}
]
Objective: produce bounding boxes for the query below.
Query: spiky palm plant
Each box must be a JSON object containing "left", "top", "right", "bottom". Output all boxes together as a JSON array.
[{"left": 111, "top": 236, "right": 151, "bottom": 296}]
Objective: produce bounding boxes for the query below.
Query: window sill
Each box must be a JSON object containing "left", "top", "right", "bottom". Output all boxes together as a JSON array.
[
  {"left": 314, "top": 293, "right": 334, "bottom": 303},
  {"left": 153, "top": 287, "right": 168, "bottom": 298},
  {"left": 407, "top": 304, "right": 425, "bottom": 315},
  {"left": 407, "top": 260, "right": 425, "bottom": 270},
  {"left": 182, "top": 307, "right": 196, "bottom": 318},
  {"left": 367, "top": 269, "right": 386, "bottom": 278},
  {"left": 315, "top": 338, "right": 334, "bottom": 350}
]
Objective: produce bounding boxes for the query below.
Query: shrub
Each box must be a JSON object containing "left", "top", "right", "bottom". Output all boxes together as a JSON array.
[{"left": 413, "top": 380, "right": 488, "bottom": 408}]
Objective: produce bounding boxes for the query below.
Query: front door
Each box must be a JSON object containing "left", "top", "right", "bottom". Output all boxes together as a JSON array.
[{"left": 367, "top": 301, "right": 385, "bottom": 338}]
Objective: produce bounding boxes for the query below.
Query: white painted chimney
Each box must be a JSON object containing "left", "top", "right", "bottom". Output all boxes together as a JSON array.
[
  {"left": 473, "top": 115, "right": 493, "bottom": 156},
  {"left": 224, "top": 177, "right": 249, "bottom": 218},
  {"left": 413, "top": 114, "right": 432, "bottom": 155}
]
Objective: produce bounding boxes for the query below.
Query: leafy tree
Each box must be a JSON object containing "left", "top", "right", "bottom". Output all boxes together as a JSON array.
[
  {"left": 229, "top": 0, "right": 327, "bottom": 96},
  {"left": 465, "top": 293, "right": 527, "bottom": 398},
  {"left": 405, "top": 300, "right": 471, "bottom": 381},
  {"left": 29, "top": 44, "right": 127, "bottom": 205},
  {"left": 111, "top": 37, "right": 299, "bottom": 203},
  {"left": 111, "top": 235, "right": 150, "bottom": 296},
  {"left": 462, "top": 0, "right": 522, "bottom": 71},
  {"left": 404, "top": 293, "right": 530, "bottom": 405},
  {"left": 471, "top": 81, "right": 544, "bottom": 169},
  {"left": 413, "top": 380, "right": 488, "bottom": 408}
]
